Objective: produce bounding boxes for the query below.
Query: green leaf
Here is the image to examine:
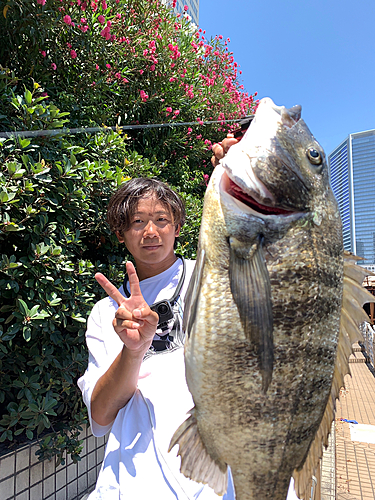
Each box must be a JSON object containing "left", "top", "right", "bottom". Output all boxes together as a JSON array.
[
  {"left": 19, "top": 138, "right": 31, "bottom": 149},
  {"left": 3, "top": 222, "right": 20, "bottom": 232},
  {"left": 24, "top": 89, "right": 32, "bottom": 105},
  {"left": 23, "top": 327, "right": 32, "bottom": 342},
  {"left": 71, "top": 316, "right": 87, "bottom": 323},
  {"left": 29, "top": 305, "right": 40, "bottom": 317},
  {"left": 0, "top": 191, "right": 9, "bottom": 203},
  {"left": 18, "top": 299, "right": 30, "bottom": 317},
  {"left": 9, "top": 262, "right": 21, "bottom": 268},
  {"left": 12, "top": 381, "right": 24, "bottom": 388},
  {"left": 3, "top": 323, "right": 21, "bottom": 339}
]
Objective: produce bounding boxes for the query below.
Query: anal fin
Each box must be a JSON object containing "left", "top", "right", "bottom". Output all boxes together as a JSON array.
[{"left": 168, "top": 408, "right": 228, "bottom": 495}]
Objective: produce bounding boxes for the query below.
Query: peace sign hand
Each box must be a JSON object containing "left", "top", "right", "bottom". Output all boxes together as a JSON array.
[{"left": 95, "top": 262, "right": 159, "bottom": 355}]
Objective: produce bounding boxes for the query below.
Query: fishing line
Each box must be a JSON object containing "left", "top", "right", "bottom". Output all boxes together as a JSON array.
[{"left": 0, "top": 116, "right": 254, "bottom": 139}]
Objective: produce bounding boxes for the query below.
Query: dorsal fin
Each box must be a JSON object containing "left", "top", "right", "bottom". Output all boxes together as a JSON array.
[{"left": 293, "top": 251, "right": 375, "bottom": 500}]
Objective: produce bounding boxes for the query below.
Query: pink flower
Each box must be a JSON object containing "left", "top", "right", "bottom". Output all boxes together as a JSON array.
[
  {"left": 70, "top": 50, "right": 77, "bottom": 59},
  {"left": 203, "top": 174, "right": 209, "bottom": 186},
  {"left": 95, "top": 64, "right": 99, "bottom": 70},
  {"left": 40, "top": 50, "right": 46, "bottom": 57},
  {"left": 174, "top": 109, "right": 180, "bottom": 116},
  {"left": 67, "top": 42, "right": 72, "bottom": 48},
  {"left": 150, "top": 64, "right": 155, "bottom": 71},
  {"left": 63, "top": 15, "right": 72, "bottom": 25},
  {"left": 98, "top": 15, "right": 105, "bottom": 24},
  {"left": 183, "top": 5, "right": 188, "bottom": 11},
  {"left": 187, "top": 127, "right": 192, "bottom": 134},
  {"left": 102, "top": 0, "right": 107, "bottom": 8},
  {"left": 100, "top": 26, "right": 111, "bottom": 40},
  {"left": 166, "top": 107, "right": 172, "bottom": 113},
  {"left": 115, "top": 72, "right": 121, "bottom": 78},
  {"left": 51, "top": 63, "right": 57, "bottom": 70},
  {"left": 139, "top": 70, "right": 144, "bottom": 75},
  {"left": 81, "top": 17, "right": 87, "bottom": 23},
  {"left": 106, "top": 63, "right": 111, "bottom": 68},
  {"left": 143, "top": 49, "right": 148, "bottom": 56},
  {"left": 140, "top": 90, "right": 149, "bottom": 102},
  {"left": 37, "top": 0, "right": 46, "bottom": 5}
]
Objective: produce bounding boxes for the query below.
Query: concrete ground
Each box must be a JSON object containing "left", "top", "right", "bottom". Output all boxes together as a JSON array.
[{"left": 335, "top": 352, "right": 375, "bottom": 500}]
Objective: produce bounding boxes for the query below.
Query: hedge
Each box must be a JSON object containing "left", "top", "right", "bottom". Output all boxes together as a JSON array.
[{"left": 0, "top": 0, "right": 257, "bottom": 462}]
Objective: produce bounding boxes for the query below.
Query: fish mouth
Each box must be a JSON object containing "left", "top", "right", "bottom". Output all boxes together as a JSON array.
[
  {"left": 277, "top": 104, "right": 302, "bottom": 129},
  {"left": 222, "top": 173, "right": 298, "bottom": 216}
]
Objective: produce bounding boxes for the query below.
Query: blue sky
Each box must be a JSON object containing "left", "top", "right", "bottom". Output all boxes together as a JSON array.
[{"left": 199, "top": 0, "right": 375, "bottom": 156}]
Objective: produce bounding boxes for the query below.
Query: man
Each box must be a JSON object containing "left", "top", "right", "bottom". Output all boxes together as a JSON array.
[
  {"left": 78, "top": 176, "right": 236, "bottom": 499},
  {"left": 78, "top": 147, "right": 300, "bottom": 499}
]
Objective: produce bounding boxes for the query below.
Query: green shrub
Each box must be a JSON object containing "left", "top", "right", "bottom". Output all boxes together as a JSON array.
[{"left": 0, "top": 0, "right": 257, "bottom": 462}]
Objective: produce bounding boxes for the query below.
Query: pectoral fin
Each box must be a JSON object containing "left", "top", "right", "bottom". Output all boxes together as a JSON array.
[
  {"left": 168, "top": 407, "right": 228, "bottom": 495},
  {"left": 229, "top": 235, "right": 273, "bottom": 392}
]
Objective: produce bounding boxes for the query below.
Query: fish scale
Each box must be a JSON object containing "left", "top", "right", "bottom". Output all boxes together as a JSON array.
[{"left": 169, "top": 98, "right": 375, "bottom": 500}]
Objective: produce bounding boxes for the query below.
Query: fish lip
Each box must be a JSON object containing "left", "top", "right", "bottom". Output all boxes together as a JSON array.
[{"left": 220, "top": 171, "right": 304, "bottom": 219}]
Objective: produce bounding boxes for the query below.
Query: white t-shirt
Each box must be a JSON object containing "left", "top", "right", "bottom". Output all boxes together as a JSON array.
[{"left": 77, "top": 258, "right": 300, "bottom": 500}]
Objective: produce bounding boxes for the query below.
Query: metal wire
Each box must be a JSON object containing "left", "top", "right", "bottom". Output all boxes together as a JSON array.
[{"left": 0, "top": 116, "right": 254, "bottom": 139}]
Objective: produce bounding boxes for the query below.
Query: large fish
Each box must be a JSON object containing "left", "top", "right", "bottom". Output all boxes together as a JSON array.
[{"left": 169, "top": 98, "right": 375, "bottom": 499}]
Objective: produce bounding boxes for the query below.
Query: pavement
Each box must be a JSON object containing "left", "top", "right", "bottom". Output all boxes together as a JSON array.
[
  {"left": 77, "top": 343, "right": 375, "bottom": 500},
  {"left": 335, "top": 345, "right": 375, "bottom": 499}
]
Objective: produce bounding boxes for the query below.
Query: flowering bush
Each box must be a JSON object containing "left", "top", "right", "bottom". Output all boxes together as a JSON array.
[
  {"left": 0, "top": 0, "right": 257, "bottom": 182},
  {"left": 0, "top": 0, "right": 258, "bottom": 461}
]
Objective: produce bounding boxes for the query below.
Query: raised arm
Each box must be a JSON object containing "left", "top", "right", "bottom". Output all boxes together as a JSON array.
[{"left": 90, "top": 262, "right": 159, "bottom": 426}]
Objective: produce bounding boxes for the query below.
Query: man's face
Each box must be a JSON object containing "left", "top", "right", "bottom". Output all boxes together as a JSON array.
[{"left": 116, "top": 196, "right": 180, "bottom": 269}]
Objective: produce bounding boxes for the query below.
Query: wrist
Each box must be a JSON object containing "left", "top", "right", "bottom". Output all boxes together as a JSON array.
[{"left": 122, "top": 339, "right": 152, "bottom": 359}]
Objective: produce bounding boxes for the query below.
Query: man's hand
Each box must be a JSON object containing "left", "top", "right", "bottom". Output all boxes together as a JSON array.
[
  {"left": 211, "top": 133, "right": 242, "bottom": 167},
  {"left": 95, "top": 262, "right": 159, "bottom": 354}
]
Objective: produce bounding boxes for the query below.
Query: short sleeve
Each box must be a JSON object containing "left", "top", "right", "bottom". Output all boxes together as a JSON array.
[{"left": 77, "top": 298, "right": 123, "bottom": 437}]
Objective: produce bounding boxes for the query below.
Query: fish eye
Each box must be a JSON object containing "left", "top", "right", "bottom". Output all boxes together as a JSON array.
[{"left": 306, "top": 148, "right": 322, "bottom": 166}]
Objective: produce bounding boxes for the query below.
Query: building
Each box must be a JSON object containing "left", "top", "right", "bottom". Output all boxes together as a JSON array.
[
  {"left": 328, "top": 129, "right": 375, "bottom": 272},
  {"left": 162, "top": 0, "right": 199, "bottom": 26},
  {"left": 174, "top": 0, "right": 199, "bottom": 25}
]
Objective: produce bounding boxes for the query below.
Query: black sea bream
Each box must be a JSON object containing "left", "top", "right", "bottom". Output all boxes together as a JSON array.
[{"left": 169, "top": 98, "right": 375, "bottom": 500}]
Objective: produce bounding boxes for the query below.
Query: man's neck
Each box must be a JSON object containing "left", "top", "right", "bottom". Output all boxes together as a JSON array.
[{"left": 135, "top": 254, "right": 179, "bottom": 281}]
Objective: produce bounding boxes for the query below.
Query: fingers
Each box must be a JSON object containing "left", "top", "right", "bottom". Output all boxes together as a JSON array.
[
  {"left": 133, "top": 305, "right": 159, "bottom": 326},
  {"left": 211, "top": 133, "right": 242, "bottom": 168},
  {"left": 126, "top": 261, "right": 143, "bottom": 297},
  {"left": 95, "top": 273, "right": 126, "bottom": 306},
  {"left": 114, "top": 304, "right": 143, "bottom": 329}
]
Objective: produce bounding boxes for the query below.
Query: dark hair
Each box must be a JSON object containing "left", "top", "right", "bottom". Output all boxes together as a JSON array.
[{"left": 106, "top": 177, "right": 186, "bottom": 235}]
